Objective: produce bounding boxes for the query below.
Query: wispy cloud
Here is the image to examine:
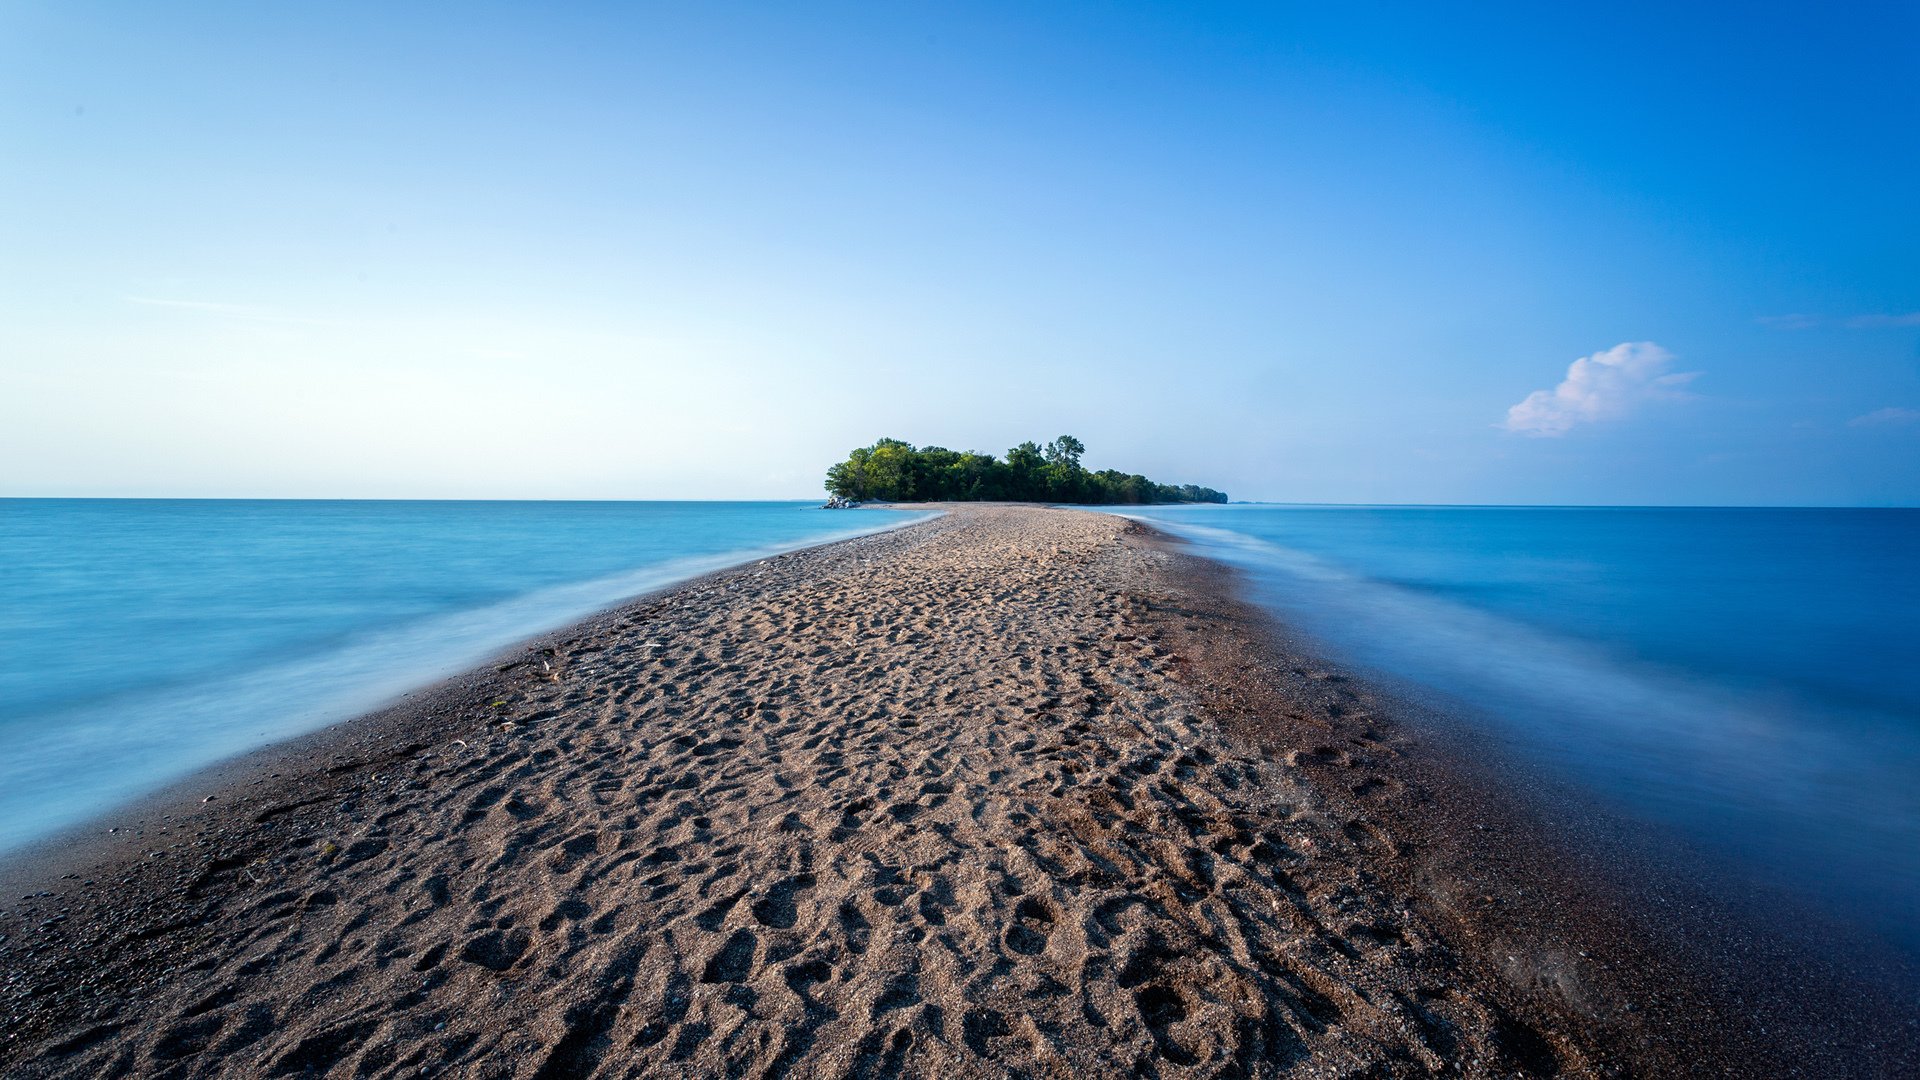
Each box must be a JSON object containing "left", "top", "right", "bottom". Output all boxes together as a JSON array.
[
  {"left": 126, "top": 296, "right": 327, "bottom": 325},
  {"left": 1841, "top": 312, "right": 1920, "bottom": 329},
  {"left": 1848, "top": 407, "right": 1920, "bottom": 428},
  {"left": 1502, "top": 341, "right": 1699, "bottom": 437},
  {"left": 1757, "top": 311, "right": 1920, "bottom": 330}
]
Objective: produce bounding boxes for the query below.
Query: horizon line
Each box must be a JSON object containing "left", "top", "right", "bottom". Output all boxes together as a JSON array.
[{"left": 2, "top": 496, "right": 1914, "bottom": 511}]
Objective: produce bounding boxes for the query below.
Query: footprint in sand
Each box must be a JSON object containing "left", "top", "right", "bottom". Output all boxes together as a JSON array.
[
  {"left": 1003, "top": 895, "right": 1056, "bottom": 955},
  {"left": 459, "top": 929, "right": 530, "bottom": 971},
  {"left": 750, "top": 873, "right": 815, "bottom": 929},
  {"left": 701, "top": 929, "right": 756, "bottom": 983}
]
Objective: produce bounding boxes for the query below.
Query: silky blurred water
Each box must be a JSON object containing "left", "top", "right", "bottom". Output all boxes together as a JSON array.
[
  {"left": 0, "top": 499, "right": 927, "bottom": 853},
  {"left": 1115, "top": 505, "right": 1920, "bottom": 946}
]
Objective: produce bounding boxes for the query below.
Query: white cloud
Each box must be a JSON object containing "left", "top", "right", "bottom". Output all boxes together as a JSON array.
[
  {"left": 126, "top": 296, "right": 327, "bottom": 325},
  {"left": 1502, "top": 341, "right": 1699, "bottom": 437},
  {"left": 1756, "top": 311, "right": 1920, "bottom": 330},
  {"left": 1847, "top": 407, "right": 1920, "bottom": 428},
  {"left": 1842, "top": 312, "right": 1920, "bottom": 329}
]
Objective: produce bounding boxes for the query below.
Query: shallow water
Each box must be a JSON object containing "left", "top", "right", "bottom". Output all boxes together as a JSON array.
[
  {"left": 1114, "top": 505, "right": 1920, "bottom": 948},
  {"left": 0, "top": 499, "right": 927, "bottom": 853}
]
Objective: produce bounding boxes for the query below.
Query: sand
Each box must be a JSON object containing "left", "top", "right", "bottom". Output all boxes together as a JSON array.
[{"left": 0, "top": 507, "right": 1904, "bottom": 1077}]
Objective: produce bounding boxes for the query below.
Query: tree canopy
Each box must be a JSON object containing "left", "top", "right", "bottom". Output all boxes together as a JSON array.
[{"left": 824, "top": 436, "right": 1228, "bottom": 504}]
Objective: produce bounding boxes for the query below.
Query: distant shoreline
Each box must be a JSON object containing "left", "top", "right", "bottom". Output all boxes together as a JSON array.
[{"left": 1, "top": 507, "right": 1909, "bottom": 1076}]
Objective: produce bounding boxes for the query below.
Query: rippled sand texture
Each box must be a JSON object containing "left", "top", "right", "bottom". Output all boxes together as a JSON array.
[{"left": 2, "top": 508, "right": 1592, "bottom": 1078}]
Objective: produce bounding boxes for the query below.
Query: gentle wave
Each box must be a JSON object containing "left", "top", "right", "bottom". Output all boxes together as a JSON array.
[
  {"left": 1120, "top": 509, "right": 1920, "bottom": 945},
  {"left": 0, "top": 503, "right": 932, "bottom": 853}
]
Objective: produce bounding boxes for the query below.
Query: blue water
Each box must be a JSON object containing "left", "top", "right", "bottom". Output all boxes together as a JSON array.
[
  {"left": 1114, "top": 505, "right": 1920, "bottom": 945},
  {"left": 0, "top": 500, "right": 928, "bottom": 854}
]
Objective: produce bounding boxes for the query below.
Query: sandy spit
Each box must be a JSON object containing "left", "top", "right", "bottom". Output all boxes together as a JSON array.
[{"left": 0, "top": 506, "right": 1850, "bottom": 1077}]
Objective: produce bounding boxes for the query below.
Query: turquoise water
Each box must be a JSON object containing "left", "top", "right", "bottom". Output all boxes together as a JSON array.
[
  {"left": 1115, "top": 505, "right": 1920, "bottom": 946},
  {"left": 0, "top": 500, "right": 927, "bottom": 853}
]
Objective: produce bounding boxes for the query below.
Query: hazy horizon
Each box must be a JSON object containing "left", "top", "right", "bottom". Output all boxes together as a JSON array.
[
  {"left": 8, "top": 495, "right": 1917, "bottom": 511},
  {"left": 4, "top": 3, "right": 1915, "bottom": 505}
]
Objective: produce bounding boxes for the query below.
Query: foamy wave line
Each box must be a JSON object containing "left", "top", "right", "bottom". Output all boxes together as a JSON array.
[
  {"left": 1122, "top": 513, "right": 1918, "bottom": 868},
  {"left": 0, "top": 511, "right": 936, "bottom": 854}
]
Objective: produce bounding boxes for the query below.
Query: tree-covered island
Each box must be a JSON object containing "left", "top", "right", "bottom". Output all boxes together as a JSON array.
[{"left": 824, "top": 436, "right": 1228, "bottom": 504}]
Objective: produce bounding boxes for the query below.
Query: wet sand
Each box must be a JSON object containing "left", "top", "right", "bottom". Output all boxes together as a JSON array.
[{"left": 0, "top": 507, "right": 1906, "bottom": 1077}]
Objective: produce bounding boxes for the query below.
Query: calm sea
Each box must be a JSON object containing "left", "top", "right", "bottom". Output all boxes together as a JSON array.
[
  {"left": 1116, "top": 505, "right": 1919, "bottom": 948},
  {"left": 0, "top": 499, "right": 927, "bottom": 853}
]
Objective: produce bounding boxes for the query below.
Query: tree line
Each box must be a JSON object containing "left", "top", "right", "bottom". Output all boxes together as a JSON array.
[{"left": 823, "top": 436, "right": 1228, "bottom": 504}]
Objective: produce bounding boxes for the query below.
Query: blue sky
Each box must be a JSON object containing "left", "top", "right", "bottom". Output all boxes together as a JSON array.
[{"left": 2, "top": 2, "right": 1915, "bottom": 503}]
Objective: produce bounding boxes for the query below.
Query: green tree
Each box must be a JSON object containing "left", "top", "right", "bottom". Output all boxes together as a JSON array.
[
  {"left": 822, "top": 435, "right": 1225, "bottom": 505},
  {"left": 1044, "top": 435, "right": 1084, "bottom": 470},
  {"left": 1004, "top": 441, "right": 1046, "bottom": 499},
  {"left": 824, "top": 459, "right": 864, "bottom": 499},
  {"left": 862, "top": 438, "right": 916, "bottom": 500}
]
